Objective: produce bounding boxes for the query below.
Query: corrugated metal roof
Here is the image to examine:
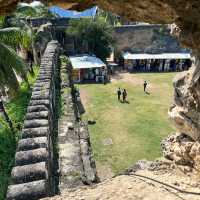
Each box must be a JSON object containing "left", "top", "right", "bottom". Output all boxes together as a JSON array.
[
  {"left": 69, "top": 54, "right": 106, "bottom": 69},
  {"left": 123, "top": 52, "right": 191, "bottom": 60}
]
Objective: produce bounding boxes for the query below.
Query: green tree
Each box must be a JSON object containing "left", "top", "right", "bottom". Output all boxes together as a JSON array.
[
  {"left": 15, "top": 2, "right": 55, "bottom": 18},
  {"left": 0, "top": 27, "right": 29, "bottom": 130},
  {"left": 97, "top": 9, "right": 121, "bottom": 26},
  {"left": 66, "top": 18, "right": 115, "bottom": 61},
  {"left": 0, "top": 28, "right": 29, "bottom": 94}
]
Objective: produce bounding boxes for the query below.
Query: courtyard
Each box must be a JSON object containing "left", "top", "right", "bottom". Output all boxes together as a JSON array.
[{"left": 78, "top": 72, "right": 176, "bottom": 177}]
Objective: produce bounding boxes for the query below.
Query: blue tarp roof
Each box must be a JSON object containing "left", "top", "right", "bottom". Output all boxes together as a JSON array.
[{"left": 49, "top": 6, "right": 98, "bottom": 18}]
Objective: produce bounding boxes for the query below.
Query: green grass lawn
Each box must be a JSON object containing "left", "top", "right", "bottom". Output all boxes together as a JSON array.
[
  {"left": 0, "top": 67, "right": 38, "bottom": 200},
  {"left": 78, "top": 72, "right": 176, "bottom": 174}
]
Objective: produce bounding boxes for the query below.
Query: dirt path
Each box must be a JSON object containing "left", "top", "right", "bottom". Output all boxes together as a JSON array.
[
  {"left": 79, "top": 88, "right": 90, "bottom": 107},
  {"left": 43, "top": 162, "right": 200, "bottom": 200},
  {"left": 111, "top": 72, "right": 158, "bottom": 91}
]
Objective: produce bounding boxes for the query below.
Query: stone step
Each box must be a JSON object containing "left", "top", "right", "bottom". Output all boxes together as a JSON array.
[
  {"left": 17, "top": 137, "right": 47, "bottom": 151},
  {"left": 22, "top": 127, "right": 49, "bottom": 138},
  {"left": 34, "top": 82, "right": 50, "bottom": 88},
  {"left": 15, "top": 148, "right": 48, "bottom": 166},
  {"left": 31, "top": 94, "right": 50, "bottom": 100},
  {"left": 27, "top": 105, "right": 48, "bottom": 113},
  {"left": 29, "top": 100, "right": 50, "bottom": 107},
  {"left": 6, "top": 180, "right": 47, "bottom": 200},
  {"left": 25, "top": 111, "right": 49, "bottom": 120},
  {"left": 11, "top": 162, "right": 47, "bottom": 184},
  {"left": 24, "top": 119, "right": 49, "bottom": 128},
  {"left": 32, "top": 91, "right": 50, "bottom": 96}
]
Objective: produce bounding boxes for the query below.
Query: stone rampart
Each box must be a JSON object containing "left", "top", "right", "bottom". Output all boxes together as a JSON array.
[
  {"left": 6, "top": 40, "right": 60, "bottom": 200},
  {"left": 6, "top": 42, "right": 98, "bottom": 199},
  {"left": 58, "top": 57, "right": 98, "bottom": 191}
]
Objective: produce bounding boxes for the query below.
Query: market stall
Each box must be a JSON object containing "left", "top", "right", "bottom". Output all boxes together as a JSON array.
[
  {"left": 69, "top": 54, "right": 107, "bottom": 83},
  {"left": 122, "top": 52, "right": 192, "bottom": 72}
]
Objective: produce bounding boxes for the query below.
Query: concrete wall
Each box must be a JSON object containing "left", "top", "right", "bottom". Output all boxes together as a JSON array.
[{"left": 6, "top": 40, "right": 60, "bottom": 200}]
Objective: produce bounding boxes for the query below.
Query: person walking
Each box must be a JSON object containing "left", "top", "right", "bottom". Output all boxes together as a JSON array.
[
  {"left": 122, "top": 89, "right": 127, "bottom": 103},
  {"left": 144, "top": 80, "right": 148, "bottom": 92},
  {"left": 117, "top": 88, "right": 121, "bottom": 101}
]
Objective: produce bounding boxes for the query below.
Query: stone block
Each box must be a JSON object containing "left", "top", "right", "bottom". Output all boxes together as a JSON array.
[{"left": 15, "top": 148, "right": 48, "bottom": 166}]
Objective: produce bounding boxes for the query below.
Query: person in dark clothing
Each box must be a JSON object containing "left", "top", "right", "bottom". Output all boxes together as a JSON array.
[
  {"left": 144, "top": 80, "right": 147, "bottom": 92},
  {"left": 122, "top": 89, "right": 127, "bottom": 103},
  {"left": 117, "top": 88, "right": 121, "bottom": 101}
]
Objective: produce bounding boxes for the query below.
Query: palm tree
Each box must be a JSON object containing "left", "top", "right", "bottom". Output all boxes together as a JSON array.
[
  {"left": 0, "top": 27, "right": 29, "bottom": 131},
  {"left": 0, "top": 2, "right": 54, "bottom": 130}
]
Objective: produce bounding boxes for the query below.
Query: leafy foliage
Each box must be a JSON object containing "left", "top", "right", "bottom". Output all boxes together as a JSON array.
[
  {"left": 15, "top": 3, "right": 55, "bottom": 18},
  {"left": 0, "top": 43, "right": 28, "bottom": 95},
  {"left": 98, "top": 9, "right": 121, "bottom": 26},
  {"left": 0, "top": 17, "right": 5, "bottom": 28},
  {"left": 66, "top": 18, "right": 115, "bottom": 61},
  {"left": 0, "top": 66, "right": 38, "bottom": 200},
  {"left": 0, "top": 27, "right": 31, "bottom": 49}
]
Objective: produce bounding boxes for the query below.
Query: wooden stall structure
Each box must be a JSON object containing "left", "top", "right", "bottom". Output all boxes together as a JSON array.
[
  {"left": 122, "top": 52, "right": 192, "bottom": 72},
  {"left": 69, "top": 54, "right": 107, "bottom": 83}
]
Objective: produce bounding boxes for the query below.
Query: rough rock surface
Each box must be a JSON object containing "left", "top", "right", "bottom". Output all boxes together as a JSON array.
[
  {"left": 161, "top": 133, "right": 200, "bottom": 171},
  {"left": 113, "top": 25, "right": 184, "bottom": 54},
  {"left": 42, "top": 160, "right": 200, "bottom": 200}
]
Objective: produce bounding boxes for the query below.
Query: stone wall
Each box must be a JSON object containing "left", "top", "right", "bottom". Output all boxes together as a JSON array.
[
  {"left": 6, "top": 40, "right": 60, "bottom": 200},
  {"left": 6, "top": 42, "right": 98, "bottom": 199},
  {"left": 58, "top": 56, "right": 98, "bottom": 191},
  {"left": 113, "top": 25, "right": 185, "bottom": 54}
]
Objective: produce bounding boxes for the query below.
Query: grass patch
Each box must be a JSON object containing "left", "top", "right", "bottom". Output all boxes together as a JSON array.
[
  {"left": 78, "top": 72, "right": 176, "bottom": 174},
  {"left": 0, "top": 67, "right": 38, "bottom": 200}
]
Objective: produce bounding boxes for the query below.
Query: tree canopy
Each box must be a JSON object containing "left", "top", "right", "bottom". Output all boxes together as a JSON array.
[
  {"left": 66, "top": 18, "right": 115, "bottom": 61},
  {"left": 14, "top": 2, "right": 55, "bottom": 18}
]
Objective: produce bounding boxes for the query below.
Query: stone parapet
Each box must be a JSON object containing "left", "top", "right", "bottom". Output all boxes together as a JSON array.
[
  {"left": 58, "top": 56, "right": 98, "bottom": 192},
  {"left": 6, "top": 40, "right": 60, "bottom": 200}
]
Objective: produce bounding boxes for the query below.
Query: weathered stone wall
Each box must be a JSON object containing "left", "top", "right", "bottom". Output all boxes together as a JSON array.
[
  {"left": 6, "top": 43, "right": 98, "bottom": 199},
  {"left": 114, "top": 25, "right": 185, "bottom": 54},
  {"left": 6, "top": 40, "right": 60, "bottom": 200},
  {"left": 58, "top": 56, "right": 98, "bottom": 191}
]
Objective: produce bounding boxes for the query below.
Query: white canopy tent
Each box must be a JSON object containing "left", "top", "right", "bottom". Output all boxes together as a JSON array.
[
  {"left": 69, "top": 54, "right": 106, "bottom": 83},
  {"left": 69, "top": 54, "right": 106, "bottom": 69},
  {"left": 123, "top": 52, "right": 191, "bottom": 60}
]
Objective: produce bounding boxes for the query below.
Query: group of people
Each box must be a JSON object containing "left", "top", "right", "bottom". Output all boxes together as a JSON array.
[
  {"left": 117, "top": 81, "right": 148, "bottom": 102},
  {"left": 117, "top": 88, "right": 127, "bottom": 103}
]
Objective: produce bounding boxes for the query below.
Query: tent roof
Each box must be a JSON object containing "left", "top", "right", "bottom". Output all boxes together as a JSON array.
[
  {"left": 123, "top": 52, "right": 191, "bottom": 60},
  {"left": 49, "top": 6, "right": 98, "bottom": 18},
  {"left": 69, "top": 54, "right": 106, "bottom": 69},
  {"left": 19, "top": 1, "right": 44, "bottom": 8}
]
